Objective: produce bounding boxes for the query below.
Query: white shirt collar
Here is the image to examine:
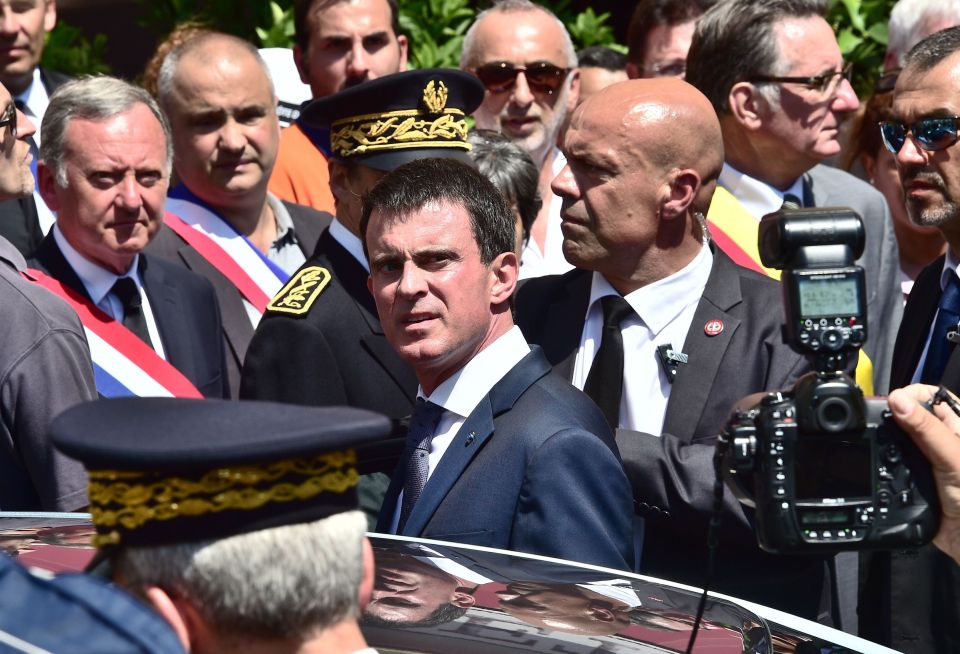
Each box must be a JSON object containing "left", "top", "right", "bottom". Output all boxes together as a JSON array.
[
  {"left": 15, "top": 69, "right": 48, "bottom": 143},
  {"left": 421, "top": 325, "right": 530, "bottom": 418},
  {"left": 941, "top": 247, "right": 960, "bottom": 291},
  {"left": 589, "top": 241, "right": 713, "bottom": 337},
  {"left": 718, "top": 162, "right": 805, "bottom": 221},
  {"left": 329, "top": 217, "right": 369, "bottom": 272},
  {"left": 53, "top": 224, "right": 139, "bottom": 305}
]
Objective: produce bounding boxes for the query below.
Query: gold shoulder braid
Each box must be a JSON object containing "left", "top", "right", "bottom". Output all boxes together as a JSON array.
[
  {"left": 330, "top": 79, "right": 472, "bottom": 159},
  {"left": 266, "top": 266, "right": 332, "bottom": 316},
  {"left": 87, "top": 450, "right": 359, "bottom": 547}
]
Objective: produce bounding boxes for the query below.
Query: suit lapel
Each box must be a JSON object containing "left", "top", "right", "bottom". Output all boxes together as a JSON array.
[
  {"left": 539, "top": 270, "right": 592, "bottom": 380},
  {"left": 662, "top": 248, "right": 742, "bottom": 441},
  {"left": 891, "top": 257, "right": 943, "bottom": 388},
  {"left": 400, "top": 348, "right": 551, "bottom": 536},
  {"left": 139, "top": 256, "right": 187, "bottom": 369},
  {"left": 30, "top": 235, "right": 91, "bottom": 300},
  {"left": 287, "top": 204, "right": 330, "bottom": 257}
]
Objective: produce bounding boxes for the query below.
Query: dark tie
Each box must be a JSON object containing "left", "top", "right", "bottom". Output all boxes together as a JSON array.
[
  {"left": 584, "top": 295, "right": 634, "bottom": 429},
  {"left": 782, "top": 193, "right": 803, "bottom": 210},
  {"left": 14, "top": 100, "right": 38, "bottom": 188},
  {"left": 398, "top": 399, "right": 445, "bottom": 532},
  {"left": 921, "top": 274, "right": 960, "bottom": 384},
  {"left": 110, "top": 277, "right": 152, "bottom": 347}
]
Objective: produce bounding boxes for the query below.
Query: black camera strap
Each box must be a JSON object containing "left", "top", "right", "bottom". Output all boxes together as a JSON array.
[{"left": 941, "top": 331, "right": 960, "bottom": 394}]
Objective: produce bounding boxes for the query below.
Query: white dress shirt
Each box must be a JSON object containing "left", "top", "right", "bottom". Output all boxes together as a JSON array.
[
  {"left": 329, "top": 217, "right": 369, "bottom": 272},
  {"left": 53, "top": 225, "right": 166, "bottom": 359},
  {"left": 572, "top": 243, "right": 713, "bottom": 434},
  {"left": 911, "top": 248, "right": 960, "bottom": 383},
  {"left": 519, "top": 149, "right": 575, "bottom": 279},
  {"left": 718, "top": 161, "right": 806, "bottom": 218},
  {"left": 390, "top": 326, "right": 531, "bottom": 531}
]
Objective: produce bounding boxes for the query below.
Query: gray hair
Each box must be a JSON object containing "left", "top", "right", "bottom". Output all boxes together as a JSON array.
[
  {"left": 460, "top": 0, "right": 577, "bottom": 69},
  {"left": 114, "top": 511, "right": 367, "bottom": 641},
  {"left": 41, "top": 76, "right": 173, "bottom": 188},
  {"left": 467, "top": 129, "right": 541, "bottom": 242},
  {"left": 902, "top": 24, "right": 960, "bottom": 74},
  {"left": 888, "top": 0, "right": 960, "bottom": 68},
  {"left": 685, "top": 0, "right": 828, "bottom": 115},
  {"left": 156, "top": 31, "right": 276, "bottom": 112}
]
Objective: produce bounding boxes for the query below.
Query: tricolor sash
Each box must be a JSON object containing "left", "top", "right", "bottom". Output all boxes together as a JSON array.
[
  {"left": 25, "top": 268, "right": 203, "bottom": 399},
  {"left": 165, "top": 187, "right": 290, "bottom": 315},
  {"left": 706, "top": 185, "right": 876, "bottom": 395}
]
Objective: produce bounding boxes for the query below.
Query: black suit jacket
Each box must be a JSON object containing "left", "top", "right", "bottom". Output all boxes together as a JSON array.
[
  {"left": 0, "top": 68, "right": 70, "bottom": 257},
  {"left": 859, "top": 254, "right": 960, "bottom": 653},
  {"left": 146, "top": 201, "right": 327, "bottom": 397},
  {"left": 240, "top": 228, "right": 417, "bottom": 417},
  {"left": 30, "top": 235, "right": 228, "bottom": 398},
  {"left": 516, "top": 247, "right": 811, "bottom": 443},
  {"left": 376, "top": 347, "right": 635, "bottom": 571}
]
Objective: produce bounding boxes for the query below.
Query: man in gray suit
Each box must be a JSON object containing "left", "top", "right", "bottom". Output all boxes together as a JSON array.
[
  {"left": 685, "top": 0, "right": 902, "bottom": 395},
  {"left": 515, "top": 78, "right": 832, "bottom": 620}
]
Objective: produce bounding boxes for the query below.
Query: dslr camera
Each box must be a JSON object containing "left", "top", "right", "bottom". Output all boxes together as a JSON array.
[{"left": 721, "top": 206, "right": 938, "bottom": 554}]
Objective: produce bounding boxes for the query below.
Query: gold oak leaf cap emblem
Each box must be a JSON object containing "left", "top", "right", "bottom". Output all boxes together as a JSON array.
[{"left": 423, "top": 80, "right": 448, "bottom": 113}]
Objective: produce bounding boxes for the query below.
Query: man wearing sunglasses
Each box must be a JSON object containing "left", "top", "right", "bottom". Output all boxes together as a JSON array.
[
  {"left": 685, "top": 0, "right": 903, "bottom": 402},
  {"left": 862, "top": 25, "right": 960, "bottom": 653},
  {"left": 460, "top": 0, "right": 579, "bottom": 280}
]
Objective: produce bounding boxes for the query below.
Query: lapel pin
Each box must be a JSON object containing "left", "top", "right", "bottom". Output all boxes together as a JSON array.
[
  {"left": 465, "top": 432, "right": 476, "bottom": 446},
  {"left": 704, "top": 319, "right": 724, "bottom": 337}
]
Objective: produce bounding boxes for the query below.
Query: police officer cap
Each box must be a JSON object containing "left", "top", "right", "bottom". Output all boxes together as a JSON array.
[
  {"left": 52, "top": 398, "right": 392, "bottom": 548},
  {"left": 301, "top": 68, "right": 485, "bottom": 171}
]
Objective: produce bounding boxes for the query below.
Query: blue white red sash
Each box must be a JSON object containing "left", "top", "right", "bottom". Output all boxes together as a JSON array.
[
  {"left": 165, "top": 186, "right": 290, "bottom": 315},
  {"left": 24, "top": 268, "right": 202, "bottom": 399}
]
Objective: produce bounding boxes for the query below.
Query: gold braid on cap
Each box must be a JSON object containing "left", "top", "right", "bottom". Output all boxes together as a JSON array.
[
  {"left": 330, "top": 80, "right": 472, "bottom": 158},
  {"left": 86, "top": 450, "right": 358, "bottom": 547}
]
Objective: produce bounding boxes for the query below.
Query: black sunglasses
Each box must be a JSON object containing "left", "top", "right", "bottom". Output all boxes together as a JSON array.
[
  {"left": 472, "top": 61, "right": 571, "bottom": 96},
  {"left": 0, "top": 105, "right": 16, "bottom": 140},
  {"left": 749, "top": 63, "right": 853, "bottom": 95},
  {"left": 879, "top": 116, "right": 960, "bottom": 154}
]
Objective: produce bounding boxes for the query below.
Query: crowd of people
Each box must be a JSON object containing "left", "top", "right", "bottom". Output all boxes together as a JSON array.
[{"left": 4, "top": 0, "right": 960, "bottom": 651}]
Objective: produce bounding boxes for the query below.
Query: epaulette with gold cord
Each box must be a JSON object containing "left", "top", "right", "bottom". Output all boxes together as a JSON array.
[{"left": 265, "top": 266, "right": 332, "bottom": 316}]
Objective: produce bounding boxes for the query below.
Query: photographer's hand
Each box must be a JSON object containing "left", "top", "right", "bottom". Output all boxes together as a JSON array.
[{"left": 889, "top": 385, "right": 960, "bottom": 565}]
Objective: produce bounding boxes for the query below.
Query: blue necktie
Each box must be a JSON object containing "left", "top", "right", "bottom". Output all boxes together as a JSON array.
[
  {"left": 398, "top": 399, "right": 445, "bottom": 532},
  {"left": 921, "top": 273, "right": 960, "bottom": 384}
]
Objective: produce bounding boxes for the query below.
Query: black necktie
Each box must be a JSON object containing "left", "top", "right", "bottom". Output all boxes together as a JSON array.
[
  {"left": 584, "top": 295, "right": 634, "bottom": 429},
  {"left": 782, "top": 193, "right": 803, "bottom": 210},
  {"left": 921, "top": 274, "right": 960, "bottom": 384},
  {"left": 111, "top": 277, "right": 152, "bottom": 347},
  {"left": 14, "top": 100, "right": 38, "bottom": 188},
  {"left": 398, "top": 399, "right": 445, "bottom": 532}
]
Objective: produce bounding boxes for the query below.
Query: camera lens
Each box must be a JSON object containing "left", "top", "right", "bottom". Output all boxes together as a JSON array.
[{"left": 816, "top": 397, "right": 852, "bottom": 432}]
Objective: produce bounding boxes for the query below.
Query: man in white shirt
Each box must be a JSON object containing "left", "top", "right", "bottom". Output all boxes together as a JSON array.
[
  {"left": 363, "top": 156, "right": 634, "bottom": 571},
  {"left": 459, "top": 0, "right": 579, "bottom": 279}
]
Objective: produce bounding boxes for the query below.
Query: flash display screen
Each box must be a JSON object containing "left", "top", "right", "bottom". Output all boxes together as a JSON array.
[{"left": 797, "top": 276, "right": 860, "bottom": 318}]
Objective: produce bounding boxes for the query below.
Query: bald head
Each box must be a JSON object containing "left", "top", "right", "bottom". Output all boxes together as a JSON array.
[{"left": 554, "top": 78, "right": 722, "bottom": 291}]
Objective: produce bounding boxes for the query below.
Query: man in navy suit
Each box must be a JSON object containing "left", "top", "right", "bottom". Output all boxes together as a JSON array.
[
  {"left": 30, "top": 76, "right": 227, "bottom": 398},
  {"left": 363, "top": 157, "right": 634, "bottom": 571}
]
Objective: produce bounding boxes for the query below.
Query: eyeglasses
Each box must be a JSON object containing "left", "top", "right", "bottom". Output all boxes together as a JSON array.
[
  {"left": 874, "top": 68, "right": 900, "bottom": 94},
  {"left": 0, "top": 105, "right": 17, "bottom": 141},
  {"left": 879, "top": 116, "right": 960, "bottom": 154},
  {"left": 749, "top": 63, "right": 854, "bottom": 95},
  {"left": 472, "top": 61, "right": 571, "bottom": 96}
]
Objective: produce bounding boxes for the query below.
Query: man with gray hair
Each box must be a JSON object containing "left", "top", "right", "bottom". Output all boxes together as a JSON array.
[
  {"left": 884, "top": 0, "right": 960, "bottom": 72},
  {"left": 685, "top": 0, "right": 902, "bottom": 398},
  {"left": 460, "top": 0, "right": 579, "bottom": 279},
  {"left": 52, "top": 398, "right": 392, "bottom": 654},
  {"left": 148, "top": 31, "right": 326, "bottom": 397},
  {"left": 29, "top": 76, "right": 228, "bottom": 398}
]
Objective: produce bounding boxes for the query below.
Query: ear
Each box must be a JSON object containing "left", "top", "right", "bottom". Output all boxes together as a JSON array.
[
  {"left": 293, "top": 44, "right": 310, "bottom": 87},
  {"left": 357, "top": 537, "right": 375, "bottom": 611},
  {"left": 660, "top": 169, "right": 701, "bottom": 220},
  {"left": 397, "top": 34, "right": 409, "bottom": 72},
  {"left": 488, "top": 250, "right": 519, "bottom": 304},
  {"left": 44, "top": 0, "right": 57, "bottom": 33},
  {"left": 143, "top": 586, "right": 195, "bottom": 652},
  {"left": 625, "top": 62, "right": 640, "bottom": 80},
  {"left": 451, "top": 588, "right": 478, "bottom": 609},
  {"left": 728, "top": 81, "right": 766, "bottom": 131},
  {"left": 36, "top": 162, "right": 60, "bottom": 212},
  {"left": 328, "top": 159, "right": 349, "bottom": 206},
  {"left": 565, "top": 69, "right": 581, "bottom": 116},
  {"left": 586, "top": 603, "right": 617, "bottom": 623}
]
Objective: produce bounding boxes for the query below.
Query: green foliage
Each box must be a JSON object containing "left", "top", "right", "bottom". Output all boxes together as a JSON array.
[
  {"left": 256, "top": 1, "right": 296, "bottom": 48},
  {"left": 134, "top": 0, "right": 281, "bottom": 44},
  {"left": 399, "top": 0, "right": 475, "bottom": 69},
  {"left": 827, "top": 0, "right": 896, "bottom": 97},
  {"left": 565, "top": 8, "right": 625, "bottom": 53},
  {"left": 40, "top": 21, "right": 111, "bottom": 76}
]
